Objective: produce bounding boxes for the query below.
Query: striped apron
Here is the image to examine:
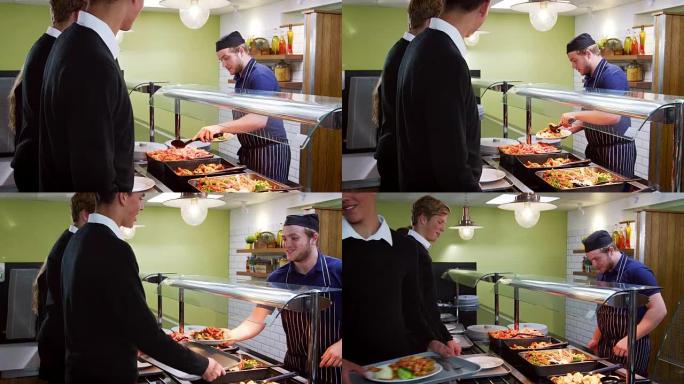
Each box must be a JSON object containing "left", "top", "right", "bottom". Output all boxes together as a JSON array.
[
  {"left": 234, "top": 59, "right": 291, "bottom": 183},
  {"left": 584, "top": 60, "right": 637, "bottom": 177},
  {"left": 596, "top": 255, "right": 651, "bottom": 376},
  {"left": 282, "top": 257, "right": 341, "bottom": 384}
]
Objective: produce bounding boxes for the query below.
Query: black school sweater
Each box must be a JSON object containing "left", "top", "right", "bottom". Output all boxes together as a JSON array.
[
  {"left": 40, "top": 23, "right": 133, "bottom": 192},
  {"left": 61, "top": 223, "right": 208, "bottom": 384}
]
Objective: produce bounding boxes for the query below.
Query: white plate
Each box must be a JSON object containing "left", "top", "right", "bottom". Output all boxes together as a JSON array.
[
  {"left": 462, "top": 356, "right": 504, "bottom": 370},
  {"left": 536, "top": 129, "right": 571, "bottom": 140},
  {"left": 133, "top": 176, "right": 155, "bottom": 192},
  {"left": 479, "top": 168, "right": 506, "bottom": 183},
  {"left": 480, "top": 137, "right": 518, "bottom": 155},
  {"left": 212, "top": 133, "right": 235, "bottom": 142},
  {"left": 365, "top": 360, "right": 443, "bottom": 382},
  {"left": 137, "top": 360, "right": 152, "bottom": 369},
  {"left": 479, "top": 178, "right": 513, "bottom": 191},
  {"left": 506, "top": 323, "right": 548, "bottom": 335}
]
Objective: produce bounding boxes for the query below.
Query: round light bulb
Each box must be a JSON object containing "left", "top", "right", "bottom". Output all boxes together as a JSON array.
[
  {"left": 529, "top": 2, "right": 558, "bottom": 32},
  {"left": 180, "top": 198, "right": 208, "bottom": 226},
  {"left": 458, "top": 227, "right": 475, "bottom": 240},
  {"left": 514, "top": 202, "right": 540, "bottom": 228},
  {"left": 179, "top": 1, "right": 210, "bottom": 29}
]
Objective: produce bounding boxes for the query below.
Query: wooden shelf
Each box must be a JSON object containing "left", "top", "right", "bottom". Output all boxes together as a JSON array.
[
  {"left": 236, "top": 271, "right": 269, "bottom": 278},
  {"left": 237, "top": 248, "right": 285, "bottom": 254},
  {"left": 604, "top": 54, "right": 652, "bottom": 62},
  {"left": 629, "top": 81, "right": 652, "bottom": 90},
  {"left": 253, "top": 54, "right": 303, "bottom": 62},
  {"left": 619, "top": 220, "right": 636, "bottom": 224},
  {"left": 572, "top": 248, "right": 634, "bottom": 256}
]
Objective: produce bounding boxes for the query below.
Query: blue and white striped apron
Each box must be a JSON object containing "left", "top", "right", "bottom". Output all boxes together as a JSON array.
[
  {"left": 282, "top": 257, "right": 341, "bottom": 384},
  {"left": 584, "top": 60, "right": 637, "bottom": 177},
  {"left": 597, "top": 254, "right": 651, "bottom": 376},
  {"left": 234, "top": 59, "right": 291, "bottom": 183}
]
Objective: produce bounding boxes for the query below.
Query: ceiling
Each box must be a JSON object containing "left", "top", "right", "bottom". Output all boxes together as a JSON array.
[
  {"left": 343, "top": 0, "right": 643, "bottom": 16},
  {"left": 0, "top": 0, "right": 304, "bottom": 13}
]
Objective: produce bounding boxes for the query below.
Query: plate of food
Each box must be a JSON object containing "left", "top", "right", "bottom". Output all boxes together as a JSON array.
[
  {"left": 366, "top": 355, "right": 442, "bottom": 382},
  {"left": 189, "top": 174, "right": 292, "bottom": 193},
  {"left": 536, "top": 123, "right": 572, "bottom": 140},
  {"left": 536, "top": 166, "right": 627, "bottom": 191},
  {"left": 188, "top": 327, "right": 232, "bottom": 345},
  {"left": 549, "top": 372, "right": 621, "bottom": 384},
  {"left": 461, "top": 356, "right": 503, "bottom": 370}
]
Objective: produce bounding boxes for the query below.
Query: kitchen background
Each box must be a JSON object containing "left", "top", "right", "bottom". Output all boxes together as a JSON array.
[{"left": 0, "top": 192, "right": 341, "bottom": 376}]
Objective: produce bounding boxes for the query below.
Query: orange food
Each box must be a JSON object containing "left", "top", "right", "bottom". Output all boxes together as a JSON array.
[
  {"left": 190, "top": 327, "right": 229, "bottom": 341},
  {"left": 169, "top": 331, "right": 189, "bottom": 342},
  {"left": 147, "top": 147, "right": 213, "bottom": 162},
  {"left": 489, "top": 328, "right": 544, "bottom": 339},
  {"left": 498, "top": 143, "right": 560, "bottom": 155},
  {"left": 525, "top": 157, "right": 572, "bottom": 168},
  {"left": 174, "top": 163, "right": 227, "bottom": 176}
]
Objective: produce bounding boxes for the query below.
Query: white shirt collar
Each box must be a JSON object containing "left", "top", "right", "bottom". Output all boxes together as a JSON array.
[
  {"left": 403, "top": 32, "right": 415, "bottom": 42},
  {"left": 88, "top": 213, "right": 124, "bottom": 240},
  {"left": 68, "top": 224, "right": 78, "bottom": 234},
  {"left": 76, "top": 11, "right": 120, "bottom": 59},
  {"left": 407, "top": 229, "right": 431, "bottom": 250},
  {"left": 342, "top": 215, "right": 393, "bottom": 246},
  {"left": 429, "top": 17, "right": 467, "bottom": 57},
  {"left": 46, "top": 26, "right": 61, "bottom": 39}
]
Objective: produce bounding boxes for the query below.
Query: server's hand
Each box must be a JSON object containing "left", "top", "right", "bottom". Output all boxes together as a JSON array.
[
  {"left": 446, "top": 339, "right": 462, "bottom": 356},
  {"left": 428, "top": 340, "right": 455, "bottom": 358},
  {"left": 587, "top": 337, "right": 600, "bottom": 353},
  {"left": 320, "top": 339, "right": 342, "bottom": 367},
  {"left": 194, "top": 125, "right": 223, "bottom": 142},
  {"left": 560, "top": 112, "right": 577, "bottom": 127},
  {"left": 202, "top": 357, "right": 226, "bottom": 381},
  {"left": 613, "top": 336, "right": 629, "bottom": 358}
]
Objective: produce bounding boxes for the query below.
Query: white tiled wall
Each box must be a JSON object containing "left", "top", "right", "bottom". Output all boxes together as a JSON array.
[{"left": 227, "top": 193, "right": 340, "bottom": 361}]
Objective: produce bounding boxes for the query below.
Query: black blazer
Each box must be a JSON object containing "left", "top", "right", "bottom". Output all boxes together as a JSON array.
[
  {"left": 12, "top": 33, "right": 56, "bottom": 192},
  {"left": 375, "top": 37, "right": 410, "bottom": 191},
  {"left": 396, "top": 28, "right": 482, "bottom": 191},
  {"left": 40, "top": 23, "right": 134, "bottom": 192},
  {"left": 61, "top": 223, "right": 208, "bottom": 383}
]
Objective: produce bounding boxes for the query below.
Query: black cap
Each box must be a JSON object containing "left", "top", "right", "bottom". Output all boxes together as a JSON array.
[
  {"left": 216, "top": 31, "right": 245, "bottom": 52},
  {"left": 284, "top": 214, "right": 319, "bottom": 233},
  {"left": 582, "top": 230, "right": 613, "bottom": 253},
  {"left": 567, "top": 33, "right": 596, "bottom": 53}
]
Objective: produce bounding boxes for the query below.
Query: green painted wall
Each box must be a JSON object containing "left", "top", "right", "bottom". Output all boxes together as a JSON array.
[
  {"left": 0, "top": 199, "right": 230, "bottom": 327},
  {"left": 342, "top": 6, "right": 578, "bottom": 150},
  {"left": 0, "top": 5, "right": 220, "bottom": 143},
  {"left": 376, "top": 201, "right": 568, "bottom": 336}
]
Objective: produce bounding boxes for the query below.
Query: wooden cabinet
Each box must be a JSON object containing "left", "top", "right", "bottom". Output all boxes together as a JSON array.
[{"left": 315, "top": 207, "right": 342, "bottom": 259}]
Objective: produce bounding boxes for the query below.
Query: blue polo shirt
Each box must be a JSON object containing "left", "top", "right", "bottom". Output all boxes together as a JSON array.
[
  {"left": 234, "top": 58, "right": 287, "bottom": 141},
  {"left": 584, "top": 59, "right": 631, "bottom": 135},
  {"left": 268, "top": 252, "right": 342, "bottom": 325},
  {"left": 598, "top": 253, "right": 660, "bottom": 321}
]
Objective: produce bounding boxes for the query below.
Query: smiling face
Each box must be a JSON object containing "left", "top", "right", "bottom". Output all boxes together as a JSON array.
[
  {"left": 342, "top": 193, "right": 376, "bottom": 225},
  {"left": 282, "top": 225, "right": 317, "bottom": 263},
  {"left": 120, "top": 192, "right": 144, "bottom": 228},
  {"left": 416, "top": 213, "right": 448, "bottom": 242}
]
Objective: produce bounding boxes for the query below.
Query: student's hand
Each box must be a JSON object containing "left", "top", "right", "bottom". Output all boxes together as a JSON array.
[
  {"left": 446, "top": 339, "right": 462, "bottom": 356},
  {"left": 560, "top": 112, "right": 577, "bottom": 127},
  {"left": 613, "top": 337, "right": 629, "bottom": 358},
  {"left": 202, "top": 357, "right": 226, "bottom": 382},
  {"left": 342, "top": 359, "right": 366, "bottom": 384},
  {"left": 193, "top": 125, "right": 223, "bottom": 142},
  {"left": 320, "top": 339, "right": 343, "bottom": 367},
  {"left": 428, "top": 339, "right": 455, "bottom": 358}
]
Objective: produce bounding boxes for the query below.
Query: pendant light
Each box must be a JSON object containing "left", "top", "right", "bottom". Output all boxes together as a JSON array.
[
  {"left": 163, "top": 193, "right": 225, "bottom": 226},
  {"left": 160, "top": 0, "right": 230, "bottom": 29},
  {"left": 511, "top": 1, "right": 577, "bottom": 32},
  {"left": 449, "top": 206, "right": 483, "bottom": 240},
  {"left": 498, "top": 193, "right": 556, "bottom": 229}
]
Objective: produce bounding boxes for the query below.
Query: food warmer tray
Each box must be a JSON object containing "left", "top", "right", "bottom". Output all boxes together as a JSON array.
[
  {"left": 489, "top": 334, "right": 547, "bottom": 354},
  {"left": 535, "top": 166, "right": 632, "bottom": 192},
  {"left": 163, "top": 158, "right": 246, "bottom": 192},
  {"left": 500, "top": 337, "right": 569, "bottom": 364},
  {"left": 516, "top": 347, "right": 600, "bottom": 378},
  {"left": 145, "top": 151, "right": 215, "bottom": 184},
  {"left": 347, "top": 352, "right": 482, "bottom": 384},
  {"left": 188, "top": 173, "right": 298, "bottom": 193}
]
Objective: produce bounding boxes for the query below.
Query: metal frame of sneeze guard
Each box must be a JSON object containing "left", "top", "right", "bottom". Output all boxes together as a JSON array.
[
  {"left": 145, "top": 274, "right": 339, "bottom": 384},
  {"left": 498, "top": 275, "right": 660, "bottom": 384},
  {"left": 509, "top": 84, "right": 684, "bottom": 190},
  {"left": 442, "top": 269, "right": 512, "bottom": 325},
  {"left": 126, "top": 80, "right": 167, "bottom": 142},
  {"left": 471, "top": 79, "right": 520, "bottom": 139},
  {"left": 151, "top": 84, "right": 342, "bottom": 150}
]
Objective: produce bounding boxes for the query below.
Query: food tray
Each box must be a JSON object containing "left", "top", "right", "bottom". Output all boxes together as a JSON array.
[
  {"left": 163, "top": 158, "right": 246, "bottom": 192},
  {"left": 517, "top": 348, "right": 599, "bottom": 378},
  {"left": 535, "top": 165, "right": 631, "bottom": 192},
  {"left": 545, "top": 362, "right": 651, "bottom": 384},
  {"left": 348, "top": 352, "right": 481, "bottom": 384},
  {"left": 517, "top": 153, "right": 591, "bottom": 170},
  {"left": 488, "top": 330, "right": 546, "bottom": 353},
  {"left": 188, "top": 173, "right": 296, "bottom": 193},
  {"left": 498, "top": 144, "right": 562, "bottom": 171},
  {"left": 501, "top": 337, "right": 568, "bottom": 364},
  {"left": 145, "top": 150, "right": 215, "bottom": 183}
]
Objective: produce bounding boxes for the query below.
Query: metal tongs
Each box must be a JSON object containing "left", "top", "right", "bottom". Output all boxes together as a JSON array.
[{"left": 255, "top": 371, "right": 298, "bottom": 383}]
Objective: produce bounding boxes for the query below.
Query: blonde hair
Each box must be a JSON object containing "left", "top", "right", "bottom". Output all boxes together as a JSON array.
[
  {"left": 7, "top": 68, "right": 23, "bottom": 135},
  {"left": 411, "top": 195, "right": 451, "bottom": 225},
  {"left": 371, "top": 78, "right": 381, "bottom": 128}
]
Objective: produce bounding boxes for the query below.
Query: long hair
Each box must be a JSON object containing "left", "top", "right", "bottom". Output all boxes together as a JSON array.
[
  {"left": 32, "top": 262, "right": 47, "bottom": 315},
  {"left": 371, "top": 77, "right": 382, "bottom": 128},
  {"left": 7, "top": 67, "right": 24, "bottom": 135}
]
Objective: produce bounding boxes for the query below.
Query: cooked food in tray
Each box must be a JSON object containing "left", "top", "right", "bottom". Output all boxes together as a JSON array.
[
  {"left": 498, "top": 143, "right": 561, "bottom": 155},
  {"left": 490, "top": 328, "right": 544, "bottom": 339},
  {"left": 536, "top": 123, "right": 572, "bottom": 139},
  {"left": 368, "top": 356, "right": 438, "bottom": 380},
  {"left": 190, "top": 327, "right": 230, "bottom": 341},
  {"left": 509, "top": 341, "right": 559, "bottom": 350},
  {"left": 520, "top": 349, "right": 589, "bottom": 366},
  {"left": 147, "top": 147, "right": 213, "bottom": 161},
  {"left": 192, "top": 175, "right": 275, "bottom": 192},
  {"left": 539, "top": 168, "right": 616, "bottom": 190},
  {"left": 174, "top": 163, "right": 227, "bottom": 176},
  {"left": 169, "top": 331, "right": 190, "bottom": 343},
  {"left": 549, "top": 372, "right": 620, "bottom": 384},
  {"left": 525, "top": 158, "right": 573, "bottom": 168}
]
